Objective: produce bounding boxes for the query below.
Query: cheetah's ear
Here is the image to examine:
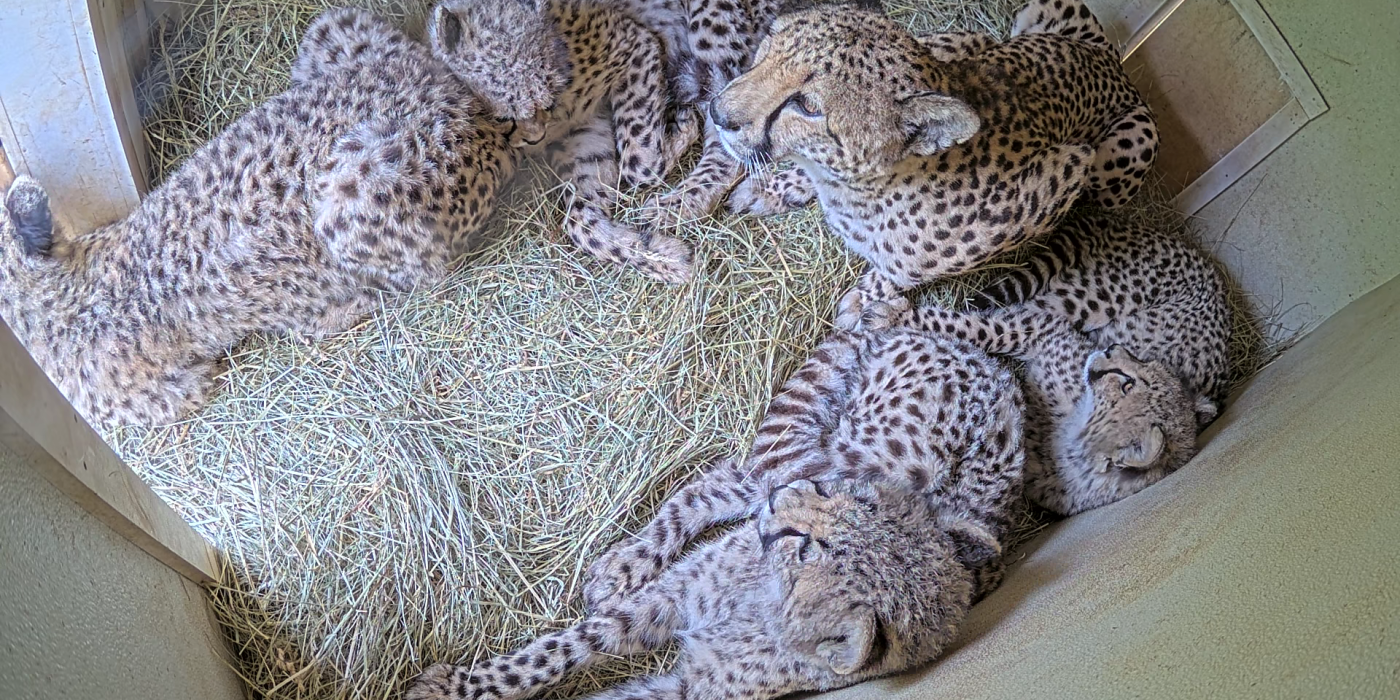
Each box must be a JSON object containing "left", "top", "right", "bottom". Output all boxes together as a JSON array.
[
  {"left": 1119, "top": 424, "right": 1166, "bottom": 469},
  {"left": 897, "top": 91, "right": 980, "bottom": 157},
  {"left": 938, "top": 515, "right": 1002, "bottom": 573},
  {"left": 816, "top": 606, "right": 877, "bottom": 676},
  {"left": 1195, "top": 395, "right": 1219, "bottom": 430},
  {"left": 428, "top": 3, "right": 464, "bottom": 55}
]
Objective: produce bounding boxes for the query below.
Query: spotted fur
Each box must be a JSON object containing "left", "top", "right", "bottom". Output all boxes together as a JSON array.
[
  {"left": 713, "top": 0, "right": 1157, "bottom": 290},
  {"left": 586, "top": 0, "right": 883, "bottom": 231},
  {"left": 848, "top": 282, "right": 1204, "bottom": 516},
  {"left": 0, "top": 5, "right": 560, "bottom": 426},
  {"left": 434, "top": 0, "right": 702, "bottom": 283},
  {"left": 584, "top": 318, "right": 1025, "bottom": 615},
  {"left": 971, "top": 210, "right": 1233, "bottom": 418},
  {"left": 409, "top": 477, "right": 985, "bottom": 700}
]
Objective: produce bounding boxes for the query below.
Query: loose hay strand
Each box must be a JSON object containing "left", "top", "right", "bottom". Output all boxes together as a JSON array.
[{"left": 114, "top": 2, "right": 1275, "bottom": 699}]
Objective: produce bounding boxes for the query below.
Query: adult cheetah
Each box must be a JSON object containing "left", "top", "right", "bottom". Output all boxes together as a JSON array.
[{"left": 712, "top": 0, "right": 1157, "bottom": 291}]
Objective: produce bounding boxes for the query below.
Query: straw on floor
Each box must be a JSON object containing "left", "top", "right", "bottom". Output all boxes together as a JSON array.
[{"left": 113, "top": 2, "right": 1273, "bottom": 699}]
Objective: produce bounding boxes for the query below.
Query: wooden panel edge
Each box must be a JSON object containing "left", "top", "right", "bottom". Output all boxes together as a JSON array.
[
  {"left": 1120, "top": 0, "right": 1189, "bottom": 60},
  {"left": 0, "top": 321, "right": 219, "bottom": 584},
  {"left": 1171, "top": 98, "right": 1311, "bottom": 215},
  {"left": 1229, "top": 0, "right": 1328, "bottom": 119}
]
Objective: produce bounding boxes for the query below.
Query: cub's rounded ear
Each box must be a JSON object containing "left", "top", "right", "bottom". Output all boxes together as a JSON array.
[
  {"left": 897, "top": 92, "right": 980, "bottom": 156},
  {"left": 937, "top": 514, "right": 1002, "bottom": 572},
  {"left": 816, "top": 605, "right": 877, "bottom": 676},
  {"left": 428, "top": 2, "right": 464, "bottom": 55},
  {"left": 1195, "top": 394, "right": 1220, "bottom": 429},
  {"left": 1119, "top": 424, "right": 1167, "bottom": 469}
]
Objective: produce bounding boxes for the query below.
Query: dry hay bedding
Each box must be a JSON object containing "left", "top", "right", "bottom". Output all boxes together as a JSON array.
[{"left": 112, "top": 1, "right": 1266, "bottom": 698}]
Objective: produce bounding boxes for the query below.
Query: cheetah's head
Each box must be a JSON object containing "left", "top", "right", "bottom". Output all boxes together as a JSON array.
[
  {"left": 1049, "top": 344, "right": 1207, "bottom": 513},
  {"left": 428, "top": 0, "right": 571, "bottom": 146},
  {"left": 709, "top": 6, "right": 980, "bottom": 182},
  {"left": 758, "top": 478, "right": 990, "bottom": 680}
]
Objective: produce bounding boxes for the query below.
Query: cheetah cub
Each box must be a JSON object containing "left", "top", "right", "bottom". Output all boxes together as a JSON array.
[
  {"left": 585, "top": 322, "right": 1026, "bottom": 611},
  {"left": 431, "top": 0, "right": 701, "bottom": 284},
  {"left": 410, "top": 477, "right": 987, "bottom": 700},
  {"left": 712, "top": 0, "right": 1158, "bottom": 291},
  {"left": 846, "top": 213, "right": 1230, "bottom": 515},
  {"left": 0, "top": 3, "right": 561, "bottom": 427},
  {"left": 971, "top": 210, "right": 1234, "bottom": 421}
]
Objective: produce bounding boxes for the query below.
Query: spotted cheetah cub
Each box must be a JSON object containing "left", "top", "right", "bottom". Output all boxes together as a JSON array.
[
  {"left": 410, "top": 478, "right": 986, "bottom": 700},
  {"left": 0, "top": 3, "right": 560, "bottom": 427},
  {"left": 845, "top": 214, "right": 1229, "bottom": 515},
  {"left": 971, "top": 210, "right": 1234, "bottom": 420},
  {"left": 585, "top": 322, "right": 1025, "bottom": 612},
  {"left": 431, "top": 0, "right": 701, "bottom": 284},
  {"left": 408, "top": 313, "right": 1026, "bottom": 699},
  {"left": 712, "top": 0, "right": 1157, "bottom": 291}
]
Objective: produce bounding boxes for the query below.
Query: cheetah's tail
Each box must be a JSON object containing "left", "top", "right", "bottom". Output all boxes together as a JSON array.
[
  {"left": 1011, "top": 0, "right": 1114, "bottom": 53},
  {"left": 969, "top": 227, "right": 1085, "bottom": 311}
]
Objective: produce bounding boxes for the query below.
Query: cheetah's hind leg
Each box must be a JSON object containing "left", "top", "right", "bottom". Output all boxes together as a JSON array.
[
  {"left": 583, "top": 456, "right": 755, "bottom": 613},
  {"left": 1088, "top": 104, "right": 1158, "bottom": 209},
  {"left": 552, "top": 117, "right": 693, "bottom": 284},
  {"left": 1012, "top": 0, "right": 1113, "bottom": 53}
]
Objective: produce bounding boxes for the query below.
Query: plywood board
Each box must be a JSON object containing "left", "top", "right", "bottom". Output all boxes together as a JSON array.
[{"left": 1123, "top": 0, "right": 1293, "bottom": 196}]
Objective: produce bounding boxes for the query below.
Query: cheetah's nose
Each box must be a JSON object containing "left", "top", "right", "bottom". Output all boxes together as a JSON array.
[{"left": 709, "top": 102, "right": 739, "bottom": 132}]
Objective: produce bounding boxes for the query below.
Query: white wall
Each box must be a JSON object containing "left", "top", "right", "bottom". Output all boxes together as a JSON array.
[{"left": 0, "top": 442, "right": 246, "bottom": 700}]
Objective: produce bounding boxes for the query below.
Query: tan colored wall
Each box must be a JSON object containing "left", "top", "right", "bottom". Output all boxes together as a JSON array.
[
  {"left": 0, "top": 444, "right": 246, "bottom": 700},
  {"left": 1189, "top": 0, "right": 1400, "bottom": 341},
  {"left": 831, "top": 273, "right": 1400, "bottom": 699},
  {"left": 1087, "top": 0, "right": 1400, "bottom": 341}
]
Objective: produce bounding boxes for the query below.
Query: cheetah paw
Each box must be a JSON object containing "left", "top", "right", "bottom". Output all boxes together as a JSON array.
[
  {"left": 5, "top": 175, "right": 54, "bottom": 255},
  {"left": 835, "top": 283, "right": 910, "bottom": 334},
  {"left": 405, "top": 664, "right": 459, "bottom": 700},
  {"left": 637, "top": 187, "right": 719, "bottom": 232},
  {"left": 631, "top": 232, "right": 694, "bottom": 285},
  {"left": 727, "top": 173, "right": 797, "bottom": 217}
]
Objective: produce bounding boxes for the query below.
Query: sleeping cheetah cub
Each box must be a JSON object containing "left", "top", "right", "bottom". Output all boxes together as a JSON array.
[
  {"left": 430, "top": 0, "right": 701, "bottom": 283},
  {"left": 713, "top": 0, "right": 1158, "bottom": 290},
  {"left": 586, "top": 323, "right": 1026, "bottom": 611},
  {"left": 409, "top": 477, "right": 987, "bottom": 700},
  {"left": 845, "top": 215, "right": 1228, "bottom": 514},
  {"left": 970, "top": 210, "right": 1234, "bottom": 420},
  {"left": 408, "top": 312, "right": 1026, "bottom": 700},
  {"left": 0, "top": 3, "right": 560, "bottom": 426}
]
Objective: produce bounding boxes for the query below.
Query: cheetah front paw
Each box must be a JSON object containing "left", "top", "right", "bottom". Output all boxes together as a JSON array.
[
  {"left": 727, "top": 173, "right": 793, "bottom": 217},
  {"left": 406, "top": 664, "right": 461, "bottom": 700},
  {"left": 631, "top": 232, "right": 694, "bottom": 285},
  {"left": 636, "top": 186, "right": 721, "bottom": 232},
  {"left": 583, "top": 540, "right": 664, "bottom": 613},
  {"left": 835, "top": 280, "right": 910, "bottom": 333}
]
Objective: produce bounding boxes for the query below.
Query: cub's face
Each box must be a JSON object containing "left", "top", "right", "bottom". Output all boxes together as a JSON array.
[
  {"left": 1076, "top": 344, "right": 1199, "bottom": 475},
  {"left": 709, "top": 7, "right": 980, "bottom": 182},
  {"left": 757, "top": 479, "right": 975, "bottom": 679},
  {"left": 428, "top": 0, "right": 571, "bottom": 147}
]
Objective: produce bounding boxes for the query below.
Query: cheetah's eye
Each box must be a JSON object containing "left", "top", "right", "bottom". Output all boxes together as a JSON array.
[
  {"left": 1121, "top": 379, "right": 1135, "bottom": 395},
  {"left": 788, "top": 92, "right": 822, "bottom": 118}
]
